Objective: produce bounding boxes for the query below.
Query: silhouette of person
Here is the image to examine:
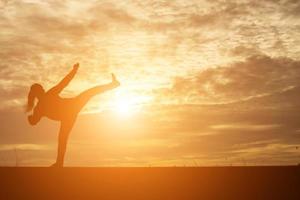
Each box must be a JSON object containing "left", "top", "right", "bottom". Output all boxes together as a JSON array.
[{"left": 26, "top": 63, "right": 120, "bottom": 167}]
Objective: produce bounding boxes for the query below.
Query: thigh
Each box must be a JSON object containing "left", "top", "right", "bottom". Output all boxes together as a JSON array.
[
  {"left": 72, "top": 93, "right": 91, "bottom": 113},
  {"left": 59, "top": 117, "right": 77, "bottom": 139}
]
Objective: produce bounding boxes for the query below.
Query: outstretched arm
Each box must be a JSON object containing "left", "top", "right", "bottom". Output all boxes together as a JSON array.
[{"left": 48, "top": 63, "right": 79, "bottom": 94}]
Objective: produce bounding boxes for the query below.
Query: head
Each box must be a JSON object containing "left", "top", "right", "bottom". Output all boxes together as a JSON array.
[{"left": 26, "top": 83, "right": 45, "bottom": 113}]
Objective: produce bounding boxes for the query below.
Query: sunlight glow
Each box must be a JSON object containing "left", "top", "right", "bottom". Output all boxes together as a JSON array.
[
  {"left": 111, "top": 90, "right": 152, "bottom": 117},
  {"left": 114, "top": 97, "right": 135, "bottom": 117}
]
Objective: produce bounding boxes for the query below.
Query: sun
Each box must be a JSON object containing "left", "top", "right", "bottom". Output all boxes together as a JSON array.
[
  {"left": 114, "top": 98, "right": 134, "bottom": 117},
  {"left": 112, "top": 92, "right": 137, "bottom": 117},
  {"left": 111, "top": 90, "right": 152, "bottom": 117}
]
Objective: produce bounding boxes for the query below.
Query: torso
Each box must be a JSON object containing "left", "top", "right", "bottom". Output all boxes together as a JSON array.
[{"left": 35, "top": 92, "right": 77, "bottom": 121}]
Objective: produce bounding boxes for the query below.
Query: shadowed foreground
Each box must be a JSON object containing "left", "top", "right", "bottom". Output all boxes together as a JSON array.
[{"left": 0, "top": 166, "right": 299, "bottom": 200}]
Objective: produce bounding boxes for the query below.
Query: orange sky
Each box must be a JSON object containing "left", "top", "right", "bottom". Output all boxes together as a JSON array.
[{"left": 0, "top": 0, "right": 300, "bottom": 166}]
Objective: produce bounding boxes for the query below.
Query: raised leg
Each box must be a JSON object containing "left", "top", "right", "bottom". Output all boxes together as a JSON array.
[{"left": 75, "top": 74, "right": 120, "bottom": 111}]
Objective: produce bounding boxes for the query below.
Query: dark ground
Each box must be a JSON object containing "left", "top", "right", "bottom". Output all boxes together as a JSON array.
[{"left": 0, "top": 166, "right": 299, "bottom": 200}]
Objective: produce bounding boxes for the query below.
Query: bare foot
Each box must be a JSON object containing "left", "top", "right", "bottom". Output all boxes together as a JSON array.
[
  {"left": 50, "top": 162, "right": 63, "bottom": 168},
  {"left": 111, "top": 73, "right": 120, "bottom": 87},
  {"left": 73, "top": 63, "right": 79, "bottom": 70}
]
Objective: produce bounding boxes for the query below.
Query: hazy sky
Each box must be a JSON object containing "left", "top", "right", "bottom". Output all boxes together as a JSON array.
[{"left": 0, "top": 0, "right": 300, "bottom": 166}]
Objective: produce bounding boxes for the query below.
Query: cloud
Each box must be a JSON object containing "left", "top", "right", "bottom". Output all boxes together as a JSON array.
[
  {"left": 210, "top": 124, "right": 282, "bottom": 131},
  {"left": 0, "top": 1, "right": 145, "bottom": 112},
  {"left": 1, "top": 99, "right": 300, "bottom": 166},
  {"left": 1, "top": 0, "right": 299, "bottom": 108},
  {"left": 0, "top": 143, "right": 50, "bottom": 151},
  {"left": 88, "top": 2, "right": 137, "bottom": 25},
  {"left": 155, "top": 54, "right": 300, "bottom": 104}
]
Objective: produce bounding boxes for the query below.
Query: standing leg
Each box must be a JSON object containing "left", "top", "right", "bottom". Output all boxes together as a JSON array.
[{"left": 51, "top": 117, "right": 77, "bottom": 167}]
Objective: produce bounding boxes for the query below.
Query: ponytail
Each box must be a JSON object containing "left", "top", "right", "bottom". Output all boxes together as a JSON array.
[{"left": 26, "top": 83, "right": 43, "bottom": 113}]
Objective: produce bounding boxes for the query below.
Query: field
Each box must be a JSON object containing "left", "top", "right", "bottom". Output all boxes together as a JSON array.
[{"left": 0, "top": 166, "right": 299, "bottom": 200}]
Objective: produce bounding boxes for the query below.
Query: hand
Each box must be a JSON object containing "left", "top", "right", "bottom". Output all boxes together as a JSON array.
[
  {"left": 73, "top": 63, "right": 79, "bottom": 70},
  {"left": 111, "top": 73, "right": 120, "bottom": 87},
  {"left": 28, "top": 115, "right": 35, "bottom": 125}
]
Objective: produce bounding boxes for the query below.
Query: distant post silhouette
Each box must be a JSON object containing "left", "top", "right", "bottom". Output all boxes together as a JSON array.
[
  {"left": 26, "top": 63, "right": 120, "bottom": 167},
  {"left": 14, "top": 147, "right": 19, "bottom": 167}
]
